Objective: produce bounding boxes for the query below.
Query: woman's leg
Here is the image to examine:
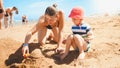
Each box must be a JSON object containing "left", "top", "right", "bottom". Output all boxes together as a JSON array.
[
  {"left": 38, "top": 28, "right": 48, "bottom": 45},
  {"left": 52, "top": 27, "right": 59, "bottom": 42},
  {"left": 0, "top": 20, "right": 1, "bottom": 29},
  {"left": 0, "top": 13, "right": 4, "bottom": 29},
  {"left": 4, "top": 17, "right": 8, "bottom": 28},
  {"left": 9, "top": 15, "right": 13, "bottom": 27}
]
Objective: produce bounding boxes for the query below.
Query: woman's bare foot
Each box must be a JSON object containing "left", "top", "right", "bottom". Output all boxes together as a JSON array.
[{"left": 55, "top": 46, "right": 64, "bottom": 53}]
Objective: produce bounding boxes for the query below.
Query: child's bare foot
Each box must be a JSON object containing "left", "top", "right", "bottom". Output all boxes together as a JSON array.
[{"left": 78, "top": 52, "right": 85, "bottom": 59}]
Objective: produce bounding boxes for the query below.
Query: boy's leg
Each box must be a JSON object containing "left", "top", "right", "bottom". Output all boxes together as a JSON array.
[
  {"left": 60, "top": 35, "right": 74, "bottom": 60},
  {"left": 38, "top": 28, "right": 48, "bottom": 45},
  {"left": 71, "top": 37, "right": 78, "bottom": 50},
  {"left": 73, "top": 34, "right": 87, "bottom": 59}
]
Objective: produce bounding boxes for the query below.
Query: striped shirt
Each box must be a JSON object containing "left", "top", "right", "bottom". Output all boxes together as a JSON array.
[{"left": 72, "top": 23, "right": 91, "bottom": 38}]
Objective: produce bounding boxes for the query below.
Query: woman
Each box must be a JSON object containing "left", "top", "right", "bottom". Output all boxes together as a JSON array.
[
  {"left": 22, "top": 4, "right": 65, "bottom": 56},
  {"left": 22, "top": 15, "right": 28, "bottom": 24},
  {"left": 0, "top": 0, "right": 4, "bottom": 29},
  {"left": 4, "top": 6, "right": 18, "bottom": 28}
]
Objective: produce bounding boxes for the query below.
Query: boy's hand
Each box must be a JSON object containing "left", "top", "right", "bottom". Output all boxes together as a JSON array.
[
  {"left": 84, "top": 35, "right": 93, "bottom": 42},
  {"left": 84, "top": 38, "right": 89, "bottom": 42}
]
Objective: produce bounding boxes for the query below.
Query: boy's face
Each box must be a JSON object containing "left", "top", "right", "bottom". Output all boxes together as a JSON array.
[{"left": 72, "top": 18, "right": 83, "bottom": 26}]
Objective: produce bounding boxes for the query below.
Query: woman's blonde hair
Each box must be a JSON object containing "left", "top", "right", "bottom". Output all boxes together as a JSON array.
[{"left": 45, "top": 4, "right": 58, "bottom": 16}]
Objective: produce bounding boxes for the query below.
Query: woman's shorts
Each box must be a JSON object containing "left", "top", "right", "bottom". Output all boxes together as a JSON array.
[{"left": 0, "top": 9, "right": 3, "bottom": 13}]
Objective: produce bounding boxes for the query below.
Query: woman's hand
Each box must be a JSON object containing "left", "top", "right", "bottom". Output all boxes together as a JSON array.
[
  {"left": 55, "top": 46, "right": 64, "bottom": 53},
  {"left": 22, "top": 44, "right": 29, "bottom": 56}
]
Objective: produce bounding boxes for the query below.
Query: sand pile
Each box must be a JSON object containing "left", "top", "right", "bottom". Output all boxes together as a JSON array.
[{"left": 0, "top": 14, "right": 120, "bottom": 68}]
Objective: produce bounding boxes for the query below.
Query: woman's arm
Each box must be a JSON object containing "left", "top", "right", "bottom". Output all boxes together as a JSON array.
[
  {"left": 23, "top": 20, "right": 39, "bottom": 56},
  {"left": 24, "top": 16, "right": 45, "bottom": 43},
  {"left": 24, "top": 23, "right": 39, "bottom": 43},
  {"left": 57, "top": 11, "right": 65, "bottom": 48},
  {"left": 22, "top": 16, "right": 45, "bottom": 56}
]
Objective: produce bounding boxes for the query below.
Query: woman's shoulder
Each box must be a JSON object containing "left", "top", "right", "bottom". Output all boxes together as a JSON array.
[
  {"left": 38, "top": 15, "right": 45, "bottom": 22},
  {"left": 37, "top": 15, "right": 47, "bottom": 26},
  {"left": 58, "top": 10, "right": 64, "bottom": 15},
  {"left": 57, "top": 10, "right": 64, "bottom": 21}
]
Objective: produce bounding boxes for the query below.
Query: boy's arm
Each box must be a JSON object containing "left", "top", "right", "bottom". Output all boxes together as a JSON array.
[{"left": 85, "top": 30, "right": 94, "bottom": 42}]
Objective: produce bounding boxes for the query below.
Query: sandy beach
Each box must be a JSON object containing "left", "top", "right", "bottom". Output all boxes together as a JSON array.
[{"left": 0, "top": 14, "right": 120, "bottom": 68}]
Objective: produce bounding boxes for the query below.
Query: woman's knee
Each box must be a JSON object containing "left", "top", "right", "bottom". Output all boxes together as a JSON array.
[{"left": 39, "top": 41, "right": 45, "bottom": 45}]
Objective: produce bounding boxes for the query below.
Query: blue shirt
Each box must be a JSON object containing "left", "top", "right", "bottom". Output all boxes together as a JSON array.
[{"left": 72, "top": 23, "right": 91, "bottom": 38}]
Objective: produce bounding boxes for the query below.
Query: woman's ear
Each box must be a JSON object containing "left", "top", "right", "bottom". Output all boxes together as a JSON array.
[{"left": 56, "top": 13, "right": 59, "bottom": 19}]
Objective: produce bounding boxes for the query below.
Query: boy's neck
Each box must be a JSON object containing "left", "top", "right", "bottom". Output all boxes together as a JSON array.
[
  {"left": 77, "top": 22, "right": 83, "bottom": 26},
  {"left": 77, "top": 19, "right": 83, "bottom": 26}
]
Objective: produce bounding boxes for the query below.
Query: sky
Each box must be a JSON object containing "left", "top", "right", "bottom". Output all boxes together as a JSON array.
[{"left": 4, "top": 0, "right": 120, "bottom": 21}]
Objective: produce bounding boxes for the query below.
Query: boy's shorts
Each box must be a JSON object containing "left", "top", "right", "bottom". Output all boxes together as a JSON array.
[{"left": 76, "top": 42, "right": 91, "bottom": 52}]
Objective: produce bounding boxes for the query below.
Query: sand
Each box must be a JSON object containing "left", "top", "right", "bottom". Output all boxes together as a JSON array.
[{"left": 0, "top": 14, "right": 120, "bottom": 68}]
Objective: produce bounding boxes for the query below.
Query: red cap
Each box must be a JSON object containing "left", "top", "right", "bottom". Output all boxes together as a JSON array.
[{"left": 69, "top": 7, "right": 84, "bottom": 19}]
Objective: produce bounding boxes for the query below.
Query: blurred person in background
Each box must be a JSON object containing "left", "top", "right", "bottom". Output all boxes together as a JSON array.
[{"left": 4, "top": 6, "right": 18, "bottom": 28}]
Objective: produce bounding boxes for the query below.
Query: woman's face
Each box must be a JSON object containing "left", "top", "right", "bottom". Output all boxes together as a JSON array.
[
  {"left": 72, "top": 18, "right": 82, "bottom": 26},
  {"left": 45, "top": 14, "right": 57, "bottom": 25}
]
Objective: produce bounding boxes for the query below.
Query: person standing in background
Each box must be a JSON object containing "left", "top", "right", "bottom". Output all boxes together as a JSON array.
[
  {"left": 4, "top": 6, "right": 18, "bottom": 28},
  {"left": 0, "top": 0, "right": 4, "bottom": 29},
  {"left": 22, "top": 15, "right": 28, "bottom": 25}
]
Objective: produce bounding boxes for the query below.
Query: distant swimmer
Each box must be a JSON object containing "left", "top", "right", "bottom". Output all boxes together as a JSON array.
[{"left": 22, "top": 15, "right": 28, "bottom": 25}]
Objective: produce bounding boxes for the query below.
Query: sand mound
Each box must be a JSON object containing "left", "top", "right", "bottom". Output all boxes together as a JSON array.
[{"left": 0, "top": 38, "right": 22, "bottom": 67}]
